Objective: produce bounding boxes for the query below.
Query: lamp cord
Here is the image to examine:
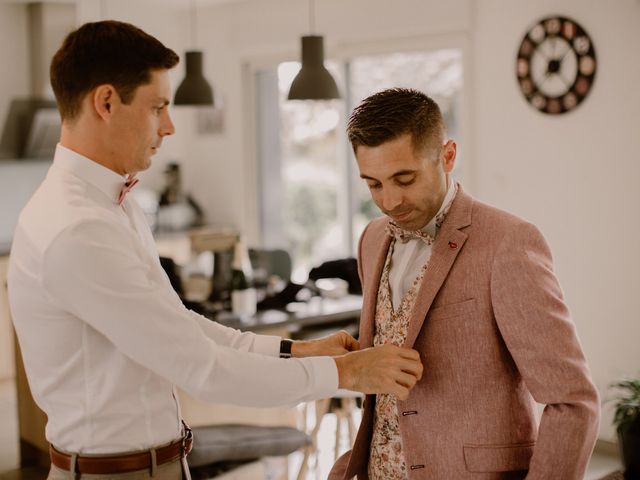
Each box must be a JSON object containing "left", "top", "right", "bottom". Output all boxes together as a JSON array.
[
  {"left": 190, "top": 0, "right": 197, "bottom": 48},
  {"left": 309, "top": 0, "right": 315, "bottom": 33}
]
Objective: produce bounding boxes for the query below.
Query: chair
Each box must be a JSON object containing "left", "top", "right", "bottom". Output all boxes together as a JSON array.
[
  {"left": 180, "top": 377, "right": 314, "bottom": 479},
  {"left": 249, "top": 248, "right": 292, "bottom": 285},
  {"left": 188, "top": 424, "right": 311, "bottom": 479}
]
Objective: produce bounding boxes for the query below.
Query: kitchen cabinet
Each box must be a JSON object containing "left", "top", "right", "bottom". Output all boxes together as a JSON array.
[
  {"left": 1, "top": 255, "right": 49, "bottom": 467},
  {"left": 15, "top": 333, "right": 49, "bottom": 468}
]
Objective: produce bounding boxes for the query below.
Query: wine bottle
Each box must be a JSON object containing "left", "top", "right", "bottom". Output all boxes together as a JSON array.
[{"left": 230, "top": 239, "right": 257, "bottom": 317}]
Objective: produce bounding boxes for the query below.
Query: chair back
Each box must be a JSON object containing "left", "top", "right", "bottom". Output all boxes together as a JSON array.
[{"left": 249, "top": 249, "right": 292, "bottom": 284}]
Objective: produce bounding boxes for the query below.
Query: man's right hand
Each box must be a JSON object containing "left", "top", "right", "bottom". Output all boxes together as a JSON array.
[{"left": 333, "top": 344, "right": 423, "bottom": 400}]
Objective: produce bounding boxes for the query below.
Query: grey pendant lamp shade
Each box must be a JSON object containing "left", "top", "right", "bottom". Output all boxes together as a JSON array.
[
  {"left": 174, "top": 0, "right": 214, "bottom": 106},
  {"left": 174, "top": 51, "right": 214, "bottom": 105},
  {"left": 288, "top": 36, "right": 340, "bottom": 100},
  {"left": 287, "top": 0, "right": 340, "bottom": 100}
]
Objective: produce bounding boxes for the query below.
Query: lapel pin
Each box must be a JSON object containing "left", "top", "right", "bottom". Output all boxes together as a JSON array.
[{"left": 448, "top": 241, "right": 458, "bottom": 249}]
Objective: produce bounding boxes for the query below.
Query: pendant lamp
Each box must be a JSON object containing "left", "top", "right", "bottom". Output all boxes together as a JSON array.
[
  {"left": 287, "top": 0, "right": 340, "bottom": 100},
  {"left": 174, "top": 0, "right": 213, "bottom": 106}
]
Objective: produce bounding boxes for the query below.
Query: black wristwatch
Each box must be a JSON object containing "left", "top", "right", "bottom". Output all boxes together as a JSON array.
[{"left": 279, "top": 339, "right": 293, "bottom": 359}]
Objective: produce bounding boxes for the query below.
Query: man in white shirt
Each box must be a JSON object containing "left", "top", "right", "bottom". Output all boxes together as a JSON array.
[{"left": 8, "top": 22, "right": 423, "bottom": 480}]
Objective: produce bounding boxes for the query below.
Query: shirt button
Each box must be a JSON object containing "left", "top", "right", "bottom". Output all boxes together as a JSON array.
[
  {"left": 410, "top": 464, "right": 425, "bottom": 470},
  {"left": 402, "top": 410, "right": 418, "bottom": 416}
]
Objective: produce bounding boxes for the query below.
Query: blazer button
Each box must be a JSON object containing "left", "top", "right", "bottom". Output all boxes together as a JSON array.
[
  {"left": 402, "top": 410, "right": 418, "bottom": 416},
  {"left": 410, "top": 464, "right": 425, "bottom": 470}
]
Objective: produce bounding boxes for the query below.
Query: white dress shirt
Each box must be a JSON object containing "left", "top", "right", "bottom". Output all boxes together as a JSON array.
[
  {"left": 389, "top": 177, "right": 457, "bottom": 309},
  {"left": 8, "top": 144, "right": 338, "bottom": 454}
]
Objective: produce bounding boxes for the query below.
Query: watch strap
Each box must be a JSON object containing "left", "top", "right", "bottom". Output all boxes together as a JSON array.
[{"left": 279, "top": 339, "right": 293, "bottom": 359}]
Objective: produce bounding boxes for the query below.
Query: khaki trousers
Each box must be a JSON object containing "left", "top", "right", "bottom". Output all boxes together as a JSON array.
[{"left": 47, "top": 457, "right": 189, "bottom": 480}]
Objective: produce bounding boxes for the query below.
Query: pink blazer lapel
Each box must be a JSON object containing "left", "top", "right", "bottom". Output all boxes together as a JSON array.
[
  {"left": 403, "top": 185, "right": 473, "bottom": 348},
  {"left": 358, "top": 228, "right": 392, "bottom": 349}
]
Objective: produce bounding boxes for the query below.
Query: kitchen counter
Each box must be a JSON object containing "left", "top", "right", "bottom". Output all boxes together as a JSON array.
[{"left": 209, "top": 294, "right": 362, "bottom": 334}]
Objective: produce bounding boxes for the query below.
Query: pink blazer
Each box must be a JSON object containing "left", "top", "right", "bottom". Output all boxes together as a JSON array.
[{"left": 329, "top": 185, "right": 599, "bottom": 480}]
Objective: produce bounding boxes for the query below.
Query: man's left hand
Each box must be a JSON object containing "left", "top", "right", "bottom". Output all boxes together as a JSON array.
[{"left": 292, "top": 331, "right": 360, "bottom": 357}]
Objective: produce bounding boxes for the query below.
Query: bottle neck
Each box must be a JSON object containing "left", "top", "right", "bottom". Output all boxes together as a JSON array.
[{"left": 232, "top": 239, "right": 253, "bottom": 284}]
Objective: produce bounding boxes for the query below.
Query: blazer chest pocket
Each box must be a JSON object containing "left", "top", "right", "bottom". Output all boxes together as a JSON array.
[
  {"left": 427, "top": 297, "right": 476, "bottom": 321},
  {"left": 463, "top": 442, "right": 535, "bottom": 473}
]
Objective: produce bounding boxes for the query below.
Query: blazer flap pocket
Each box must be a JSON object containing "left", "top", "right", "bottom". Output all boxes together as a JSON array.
[
  {"left": 463, "top": 442, "right": 535, "bottom": 473},
  {"left": 428, "top": 298, "right": 476, "bottom": 320}
]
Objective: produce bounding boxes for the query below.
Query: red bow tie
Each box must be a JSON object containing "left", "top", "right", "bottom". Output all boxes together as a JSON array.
[{"left": 117, "top": 174, "right": 139, "bottom": 205}]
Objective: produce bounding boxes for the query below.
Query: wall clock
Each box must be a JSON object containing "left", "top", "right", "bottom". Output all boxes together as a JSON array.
[{"left": 516, "top": 16, "right": 597, "bottom": 115}]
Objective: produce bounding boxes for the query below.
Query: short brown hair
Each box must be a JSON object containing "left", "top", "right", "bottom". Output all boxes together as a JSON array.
[
  {"left": 347, "top": 88, "right": 446, "bottom": 160},
  {"left": 50, "top": 21, "right": 179, "bottom": 121}
]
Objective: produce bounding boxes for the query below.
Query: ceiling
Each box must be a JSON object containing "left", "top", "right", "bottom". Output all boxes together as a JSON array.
[{"left": 0, "top": 0, "right": 245, "bottom": 5}]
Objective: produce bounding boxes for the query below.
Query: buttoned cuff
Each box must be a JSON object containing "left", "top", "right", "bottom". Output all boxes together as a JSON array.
[
  {"left": 252, "top": 334, "right": 282, "bottom": 357},
  {"left": 303, "top": 356, "right": 339, "bottom": 398}
]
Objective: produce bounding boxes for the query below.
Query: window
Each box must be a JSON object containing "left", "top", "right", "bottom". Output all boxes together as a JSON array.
[{"left": 257, "top": 49, "right": 463, "bottom": 282}]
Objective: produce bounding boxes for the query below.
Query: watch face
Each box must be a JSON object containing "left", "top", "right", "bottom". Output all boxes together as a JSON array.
[{"left": 516, "top": 16, "right": 596, "bottom": 115}]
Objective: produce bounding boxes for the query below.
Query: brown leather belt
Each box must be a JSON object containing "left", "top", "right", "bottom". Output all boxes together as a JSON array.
[{"left": 49, "top": 427, "right": 193, "bottom": 475}]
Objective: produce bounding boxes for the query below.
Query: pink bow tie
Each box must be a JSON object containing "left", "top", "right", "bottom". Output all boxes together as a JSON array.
[
  {"left": 385, "top": 222, "right": 435, "bottom": 245},
  {"left": 117, "top": 174, "right": 139, "bottom": 205},
  {"left": 385, "top": 185, "right": 458, "bottom": 244}
]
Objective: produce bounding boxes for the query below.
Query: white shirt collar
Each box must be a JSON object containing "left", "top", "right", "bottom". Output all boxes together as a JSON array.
[
  {"left": 420, "top": 176, "right": 456, "bottom": 237},
  {"left": 53, "top": 143, "right": 126, "bottom": 204}
]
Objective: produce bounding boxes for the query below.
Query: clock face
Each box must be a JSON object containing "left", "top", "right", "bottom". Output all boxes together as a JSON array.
[{"left": 516, "top": 16, "right": 596, "bottom": 115}]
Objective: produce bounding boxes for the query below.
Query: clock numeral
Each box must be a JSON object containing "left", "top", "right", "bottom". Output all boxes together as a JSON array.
[
  {"left": 574, "top": 36, "right": 590, "bottom": 55},
  {"left": 562, "top": 21, "right": 577, "bottom": 39},
  {"left": 529, "top": 24, "right": 545, "bottom": 43},
  {"left": 519, "top": 39, "right": 534, "bottom": 56},
  {"left": 575, "top": 77, "right": 590, "bottom": 96},
  {"left": 562, "top": 92, "right": 578, "bottom": 110},
  {"left": 579, "top": 56, "right": 596, "bottom": 76},
  {"left": 545, "top": 18, "right": 561, "bottom": 35},
  {"left": 520, "top": 78, "right": 534, "bottom": 96},
  {"left": 546, "top": 99, "right": 562, "bottom": 114},
  {"left": 517, "top": 59, "right": 529, "bottom": 77},
  {"left": 531, "top": 94, "right": 546, "bottom": 110}
]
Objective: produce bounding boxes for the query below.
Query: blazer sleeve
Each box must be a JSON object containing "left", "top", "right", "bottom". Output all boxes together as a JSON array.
[{"left": 490, "top": 221, "right": 600, "bottom": 480}]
